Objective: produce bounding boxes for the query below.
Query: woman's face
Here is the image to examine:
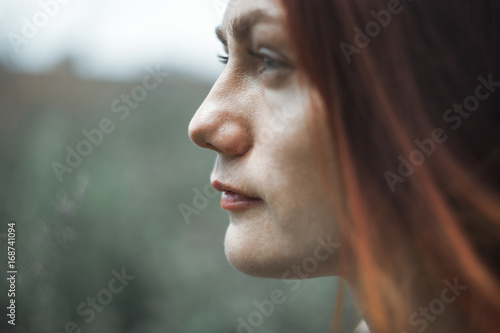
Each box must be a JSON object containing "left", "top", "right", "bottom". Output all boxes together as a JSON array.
[{"left": 189, "top": 0, "right": 340, "bottom": 278}]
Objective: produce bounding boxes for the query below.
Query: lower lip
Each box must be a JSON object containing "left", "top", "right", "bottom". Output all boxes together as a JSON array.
[{"left": 221, "top": 191, "right": 262, "bottom": 211}]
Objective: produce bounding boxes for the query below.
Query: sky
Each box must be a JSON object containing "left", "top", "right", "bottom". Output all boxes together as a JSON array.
[{"left": 0, "top": 0, "right": 229, "bottom": 81}]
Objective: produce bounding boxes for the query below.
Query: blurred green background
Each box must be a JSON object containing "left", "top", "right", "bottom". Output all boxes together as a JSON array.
[
  {"left": 0, "top": 60, "right": 360, "bottom": 332},
  {"left": 0, "top": 0, "right": 363, "bottom": 331}
]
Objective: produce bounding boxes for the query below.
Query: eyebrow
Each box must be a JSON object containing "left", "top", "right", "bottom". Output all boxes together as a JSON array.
[{"left": 215, "top": 9, "right": 279, "bottom": 46}]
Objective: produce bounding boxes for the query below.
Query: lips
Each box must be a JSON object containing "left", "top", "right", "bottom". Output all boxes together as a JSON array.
[{"left": 211, "top": 180, "right": 262, "bottom": 211}]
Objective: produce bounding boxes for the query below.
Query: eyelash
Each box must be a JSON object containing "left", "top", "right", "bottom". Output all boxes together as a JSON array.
[
  {"left": 217, "top": 50, "right": 285, "bottom": 73},
  {"left": 217, "top": 54, "right": 229, "bottom": 65}
]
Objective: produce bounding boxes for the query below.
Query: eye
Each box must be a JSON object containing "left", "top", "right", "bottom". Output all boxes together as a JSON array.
[
  {"left": 216, "top": 48, "right": 292, "bottom": 86},
  {"left": 217, "top": 54, "right": 229, "bottom": 65},
  {"left": 248, "top": 49, "right": 287, "bottom": 74}
]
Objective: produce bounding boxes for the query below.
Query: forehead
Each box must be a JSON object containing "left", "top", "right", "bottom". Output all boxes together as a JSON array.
[{"left": 220, "top": 0, "right": 284, "bottom": 32}]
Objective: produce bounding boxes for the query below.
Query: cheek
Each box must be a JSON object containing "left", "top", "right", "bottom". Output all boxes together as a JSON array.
[
  {"left": 222, "top": 77, "right": 342, "bottom": 277},
  {"left": 223, "top": 106, "right": 341, "bottom": 278},
  {"left": 256, "top": 103, "right": 326, "bottom": 222},
  {"left": 224, "top": 195, "right": 340, "bottom": 278}
]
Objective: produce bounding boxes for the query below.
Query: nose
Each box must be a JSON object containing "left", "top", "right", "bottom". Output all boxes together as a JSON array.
[{"left": 188, "top": 72, "right": 253, "bottom": 156}]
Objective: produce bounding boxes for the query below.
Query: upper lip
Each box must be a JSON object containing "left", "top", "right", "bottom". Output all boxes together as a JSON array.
[{"left": 211, "top": 179, "right": 260, "bottom": 199}]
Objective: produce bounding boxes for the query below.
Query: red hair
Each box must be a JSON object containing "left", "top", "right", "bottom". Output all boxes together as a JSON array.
[{"left": 280, "top": 0, "right": 500, "bottom": 332}]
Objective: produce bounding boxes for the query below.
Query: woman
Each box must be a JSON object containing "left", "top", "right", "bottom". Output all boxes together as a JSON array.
[{"left": 188, "top": 0, "right": 500, "bottom": 332}]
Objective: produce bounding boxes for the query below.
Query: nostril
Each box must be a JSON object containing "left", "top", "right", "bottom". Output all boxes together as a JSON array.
[
  {"left": 236, "top": 141, "right": 250, "bottom": 155},
  {"left": 206, "top": 142, "right": 221, "bottom": 152}
]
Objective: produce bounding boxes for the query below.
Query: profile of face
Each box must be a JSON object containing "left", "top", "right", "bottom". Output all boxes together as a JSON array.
[{"left": 189, "top": 0, "right": 341, "bottom": 279}]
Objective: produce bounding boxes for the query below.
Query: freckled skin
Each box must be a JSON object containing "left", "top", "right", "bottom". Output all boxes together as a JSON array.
[{"left": 189, "top": 0, "right": 341, "bottom": 279}]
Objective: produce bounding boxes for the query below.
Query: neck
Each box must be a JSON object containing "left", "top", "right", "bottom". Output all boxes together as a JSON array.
[{"left": 342, "top": 274, "right": 473, "bottom": 333}]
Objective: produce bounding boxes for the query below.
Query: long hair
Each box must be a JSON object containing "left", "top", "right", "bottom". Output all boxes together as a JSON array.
[{"left": 279, "top": 0, "right": 500, "bottom": 332}]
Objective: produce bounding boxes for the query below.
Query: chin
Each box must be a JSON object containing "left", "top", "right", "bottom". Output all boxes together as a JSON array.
[
  {"left": 224, "top": 236, "right": 275, "bottom": 278},
  {"left": 224, "top": 249, "right": 296, "bottom": 279},
  {"left": 223, "top": 225, "right": 293, "bottom": 278},
  {"left": 223, "top": 223, "right": 340, "bottom": 279}
]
